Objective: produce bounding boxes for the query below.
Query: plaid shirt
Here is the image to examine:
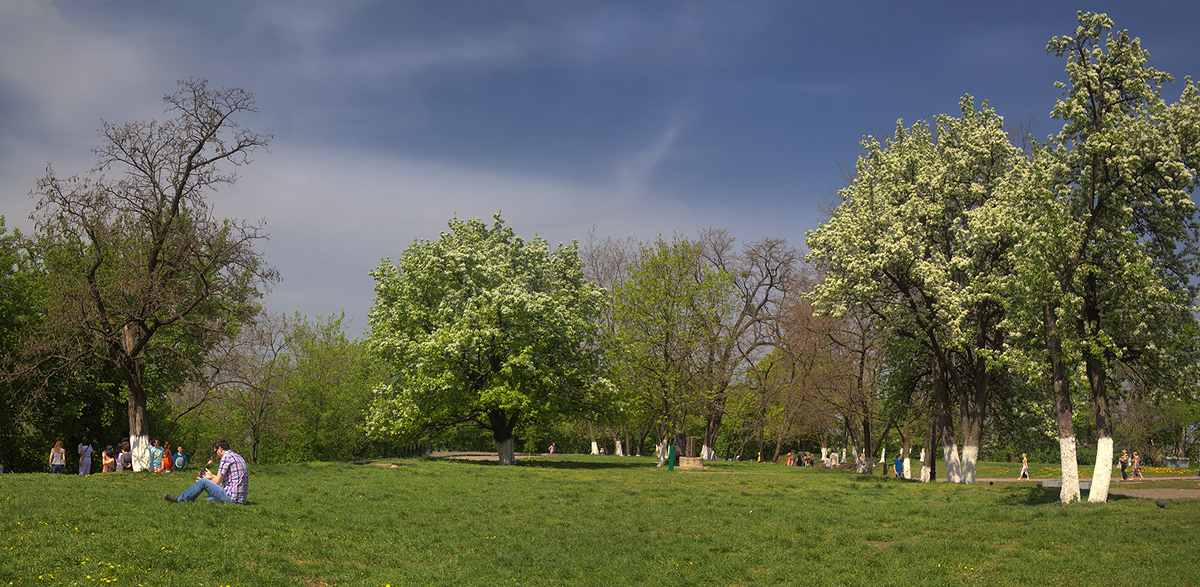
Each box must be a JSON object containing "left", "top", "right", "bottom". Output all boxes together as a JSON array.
[{"left": 218, "top": 450, "right": 249, "bottom": 504}]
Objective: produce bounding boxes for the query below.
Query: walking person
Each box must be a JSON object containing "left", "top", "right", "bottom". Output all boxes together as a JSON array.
[
  {"left": 1118, "top": 449, "right": 1129, "bottom": 481},
  {"left": 1132, "top": 451, "right": 1144, "bottom": 480},
  {"left": 1017, "top": 453, "right": 1029, "bottom": 480},
  {"left": 49, "top": 441, "right": 66, "bottom": 474},
  {"left": 77, "top": 437, "right": 94, "bottom": 475}
]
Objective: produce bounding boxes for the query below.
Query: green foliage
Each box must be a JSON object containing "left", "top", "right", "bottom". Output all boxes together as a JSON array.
[
  {"left": 607, "top": 235, "right": 736, "bottom": 444},
  {"left": 366, "top": 213, "right": 606, "bottom": 457}
]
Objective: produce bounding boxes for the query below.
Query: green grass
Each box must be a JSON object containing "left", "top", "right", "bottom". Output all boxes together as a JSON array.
[{"left": 2, "top": 457, "right": 1198, "bottom": 586}]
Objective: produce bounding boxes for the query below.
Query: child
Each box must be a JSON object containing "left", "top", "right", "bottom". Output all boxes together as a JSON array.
[
  {"left": 103, "top": 446, "right": 116, "bottom": 473},
  {"left": 173, "top": 446, "right": 188, "bottom": 471}
]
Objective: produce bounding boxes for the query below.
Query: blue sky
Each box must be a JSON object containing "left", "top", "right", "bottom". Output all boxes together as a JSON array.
[{"left": 2, "top": 1, "right": 1199, "bottom": 334}]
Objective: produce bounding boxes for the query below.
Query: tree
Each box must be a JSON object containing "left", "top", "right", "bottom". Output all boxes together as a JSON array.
[
  {"left": 607, "top": 236, "right": 736, "bottom": 465},
  {"left": 807, "top": 96, "right": 1025, "bottom": 484},
  {"left": 366, "top": 213, "right": 604, "bottom": 465},
  {"left": 22, "top": 79, "right": 276, "bottom": 471},
  {"left": 1002, "top": 12, "right": 1200, "bottom": 503},
  {"left": 695, "top": 230, "right": 802, "bottom": 460},
  {"left": 281, "top": 312, "right": 381, "bottom": 461}
]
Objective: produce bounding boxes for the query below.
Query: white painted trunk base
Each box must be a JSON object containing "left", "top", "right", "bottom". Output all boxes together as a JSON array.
[
  {"left": 903, "top": 458, "right": 911, "bottom": 479},
  {"left": 615, "top": 441, "right": 625, "bottom": 457},
  {"left": 656, "top": 441, "right": 669, "bottom": 467},
  {"left": 960, "top": 445, "right": 979, "bottom": 485},
  {"left": 879, "top": 448, "right": 886, "bottom": 464},
  {"left": 130, "top": 435, "right": 152, "bottom": 472},
  {"left": 701, "top": 445, "right": 715, "bottom": 460},
  {"left": 944, "top": 442, "right": 962, "bottom": 484},
  {"left": 1088, "top": 436, "right": 1114, "bottom": 503},
  {"left": 590, "top": 441, "right": 599, "bottom": 455},
  {"left": 1058, "top": 436, "right": 1081, "bottom": 503}
]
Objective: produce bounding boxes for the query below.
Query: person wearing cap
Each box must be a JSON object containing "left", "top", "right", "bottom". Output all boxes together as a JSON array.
[{"left": 163, "top": 439, "right": 248, "bottom": 504}]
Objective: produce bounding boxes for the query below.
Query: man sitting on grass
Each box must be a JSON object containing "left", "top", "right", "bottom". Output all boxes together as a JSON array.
[{"left": 164, "top": 439, "right": 247, "bottom": 504}]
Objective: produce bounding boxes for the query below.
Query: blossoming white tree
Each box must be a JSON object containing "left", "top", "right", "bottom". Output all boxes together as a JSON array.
[{"left": 366, "top": 214, "right": 605, "bottom": 465}]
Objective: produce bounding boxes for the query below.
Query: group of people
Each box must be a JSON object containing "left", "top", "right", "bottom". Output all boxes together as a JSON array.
[
  {"left": 1016, "top": 450, "right": 1147, "bottom": 480},
  {"left": 784, "top": 451, "right": 829, "bottom": 468},
  {"left": 1118, "top": 449, "right": 1145, "bottom": 481},
  {"left": 49, "top": 437, "right": 189, "bottom": 475},
  {"left": 47, "top": 435, "right": 248, "bottom": 505}
]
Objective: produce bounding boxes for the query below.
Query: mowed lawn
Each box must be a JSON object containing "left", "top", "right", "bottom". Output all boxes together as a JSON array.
[{"left": 2, "top": 456, "right": 1198, "bottom": 587}]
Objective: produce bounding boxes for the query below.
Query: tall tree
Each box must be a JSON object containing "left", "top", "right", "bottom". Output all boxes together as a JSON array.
[
  {"left": 807, "top": 97, "right": 1025, "bottom": 483},
  {"left": 1004, "top": 12, "right": 1200, "bottom": 503},
  {"left": 366, "top": 213, "right": 604, "bottom": 465},
  {"left": 608, "top": 236, "right": 733, "bottom": 465},
  {"left": 21, "top": 79, "right": 276, "bottom": 471},
  {"left": 695, "top": 230, "right": 801, "bottom": 460}
]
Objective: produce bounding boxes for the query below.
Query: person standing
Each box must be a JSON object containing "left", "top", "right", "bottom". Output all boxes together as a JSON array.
[
  {"left": 1018, "top": 453, "right": 1029, "bottom": 480},
  {"left": 77, "top": 437, "right": 94, "bottom": 475},
  {"left": 102, "top": 446, "right": 116, "bottom": 473},
  {"left": 149, "top": 439, "right": 164, "bottom": 473},
  {"left": 49, "top": 441, "right": 66, "bottom": 473},
  {"left": 894, "top": 454, "right": 904, "bottom": 479},
  {"left": 164, "top": 439, "right": 248, "bottom": 504},
  {"left": 173, "top": 446, "right": 188, "bottom": 471},
  {"left": 1118, "top": 449, "right": 1129, "bottom": 481},
  {"left": 1132, "top": 451, "right": 1144, "bottom": 480}
]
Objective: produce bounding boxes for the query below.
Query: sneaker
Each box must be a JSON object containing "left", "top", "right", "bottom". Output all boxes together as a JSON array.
[{"left": 164, "top": 493, "right": 178, "bottom": 503}]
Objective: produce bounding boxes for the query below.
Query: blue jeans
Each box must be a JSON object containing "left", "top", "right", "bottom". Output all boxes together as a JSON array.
[
  {"left": 51, "top": 465, "right": 65, "bottom": 474},
  {"left": 178, "top": 478, "right": 233, "bottom": 503}
]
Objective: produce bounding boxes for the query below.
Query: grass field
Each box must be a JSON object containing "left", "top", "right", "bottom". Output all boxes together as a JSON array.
[{"left": 2, "top": 456, "right": 1198, "bottom": 586}]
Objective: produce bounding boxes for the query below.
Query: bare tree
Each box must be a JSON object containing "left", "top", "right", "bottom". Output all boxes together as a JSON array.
[{"left": 22, "top": 79, "right": 277, "bottom": 470}]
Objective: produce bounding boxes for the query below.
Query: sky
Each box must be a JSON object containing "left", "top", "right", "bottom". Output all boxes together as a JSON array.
[{"left": 3, "top": 1, "right": 1200, "bottom": 336}]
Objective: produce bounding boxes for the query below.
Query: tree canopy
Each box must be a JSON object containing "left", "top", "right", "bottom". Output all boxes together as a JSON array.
[{"left": 366, "top": 213, "right": 605, "bottom": 465}]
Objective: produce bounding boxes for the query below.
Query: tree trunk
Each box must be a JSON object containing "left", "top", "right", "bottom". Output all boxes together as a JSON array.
[
  {"left": 495, "top": 437, "right": 515, "bottom": 466},
  {"left": 488, "top": 409, "right": 519, "bottom": 465},
  {"left": 921, "top": 414, "right": 936, "bottom": 483},
  {"left": 861, "top": 416, "right": 874, "bottom": 474},
  {"left": 1087, "top": 353, "right": 1114, "bottom": 503},
  {"left": 1047, "top": 303, "right": 1081, "bottom": 503},
  {"left": 588, "top": 420, "right": 599, "bottom": 455},
  {"left": 121, "top": 355, "right": 153, "bottom": 472},
  {"left": 935, "top": 357, "right": 960, "bottom": 483}
]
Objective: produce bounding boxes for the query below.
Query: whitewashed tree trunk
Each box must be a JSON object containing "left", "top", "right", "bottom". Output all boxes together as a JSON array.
[
  {"left": 960, "top": 444, "right": 978, "bottom": 484},
  {"left": 496, "top": 437, "right": 516, "bottom": 466},
  {"left": 943, "top": 441, "right": 962, "bottom": 484},
  {"left": 701, "top": 445, "right": 715, "bottom": 460},
  {"left": 841, "top": 449, "right": 846, "bottom": 463},
  {"left": 1088, "top": 436, "right": 1114, "bottom": 503},
  {"left": 820, "top": 446, "right": 828, "bottom": 460},
  {"left": 655, "top": 439, "right": 669, "bottom": 467},
  {"left": 590, "top": 441, "right": 600, "bottom": 455},
  {"left": 131, "top": 434, "right": 152, "bottom": 472},
  {"left": 1059, "top": 436, "right": 1081, "bottom": 503},
  {"left": 615, "top": 440, "right": 625, "bottom": 457},
  {"left": 878, "top": 447, "right": 886, "bottom": 464},
  {"left": 903, "top": 458, "right": 912, "bottom": 479}
]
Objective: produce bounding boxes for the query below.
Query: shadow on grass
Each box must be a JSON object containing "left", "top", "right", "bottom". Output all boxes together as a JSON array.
[{"left": 996, "top": 485, "right": 1141, "bottom": 506}]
